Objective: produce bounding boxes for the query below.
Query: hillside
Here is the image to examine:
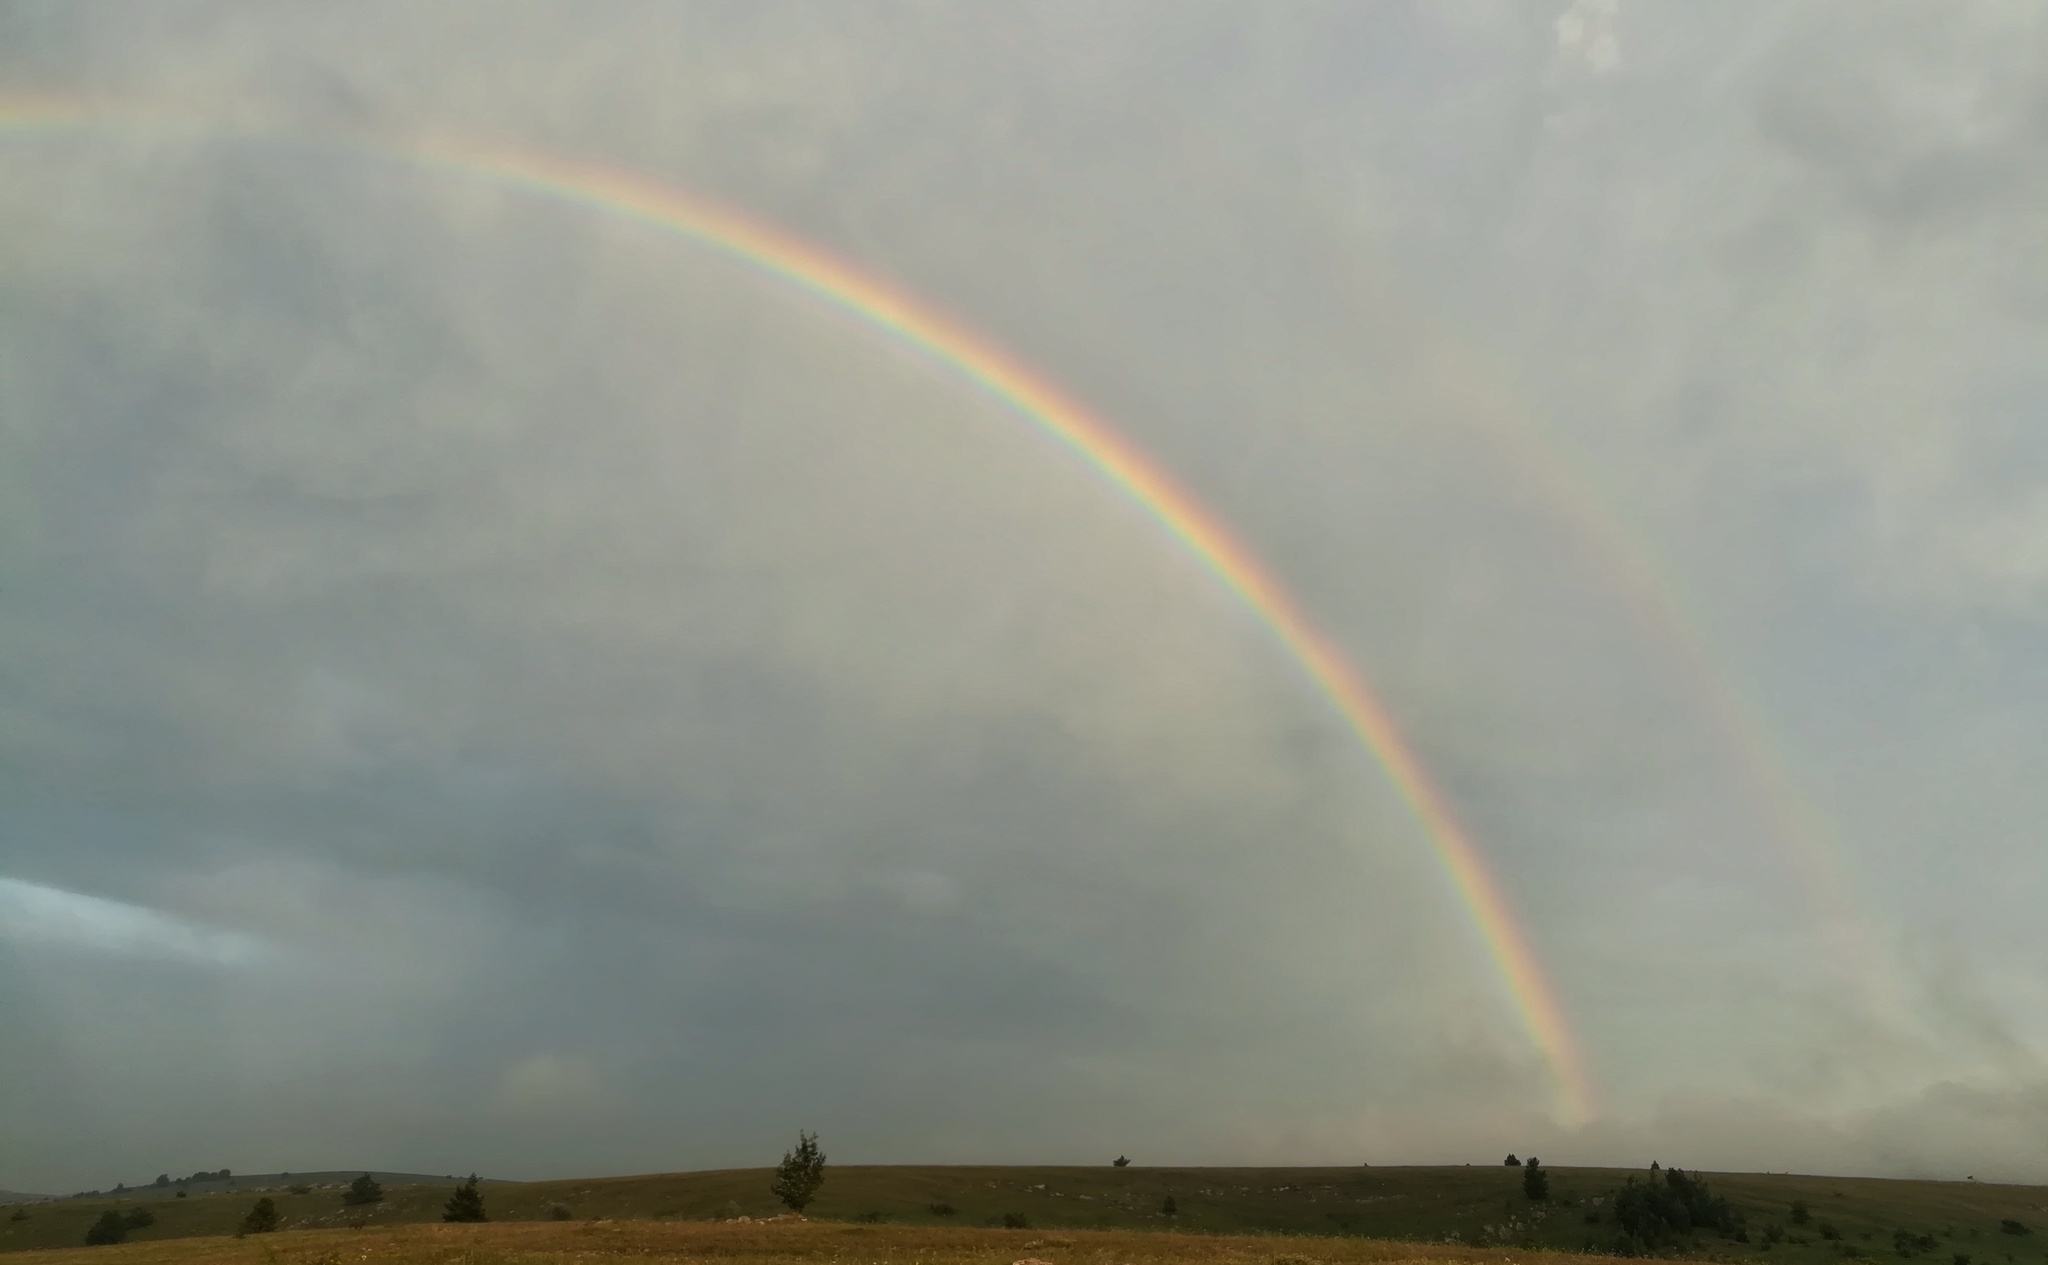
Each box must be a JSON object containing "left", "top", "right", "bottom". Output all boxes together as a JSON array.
[
  {"left": 0, "top": 1217, "right": 1616, "bottom": 1265},
  {"left": 4, "top": 1165, "right": 2043, "bottom": 1260}
]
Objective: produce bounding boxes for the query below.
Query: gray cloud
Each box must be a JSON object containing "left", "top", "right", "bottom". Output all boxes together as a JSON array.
[{"left": 1, "top": 0, "right": 2045, "bottom": 1193}]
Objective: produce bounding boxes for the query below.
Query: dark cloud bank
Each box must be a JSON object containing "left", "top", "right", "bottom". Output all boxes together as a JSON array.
[{"left": 3, "top": 1, "right": 2046, "bottom": 1193}]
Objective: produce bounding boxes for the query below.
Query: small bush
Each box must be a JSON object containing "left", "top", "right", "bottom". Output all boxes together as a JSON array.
[
  {"left": 1954, "top": 1255, "right": 1972, "bottom": 1265},
  {"left": 7, "top": 1208, "right": 27, "bottom": 1223},
  {"left": 548, "top": 1204, "right": 573, "bottom": 1221},
  {"left": 1161, "top": 1196, "right": 1178, "bottom": 1217},
  {"left": 121, "top": 1208, "right": 154, "bottom": 1230},
  {"left": 1896, "top": 1230, "right": 1939, "bottom": 1256},
  {"left": 85, "top": 1212, "right": 127, "bottom": 1246},
  {"left": 1822, "top": 1223, "right": 1843, "bottom": 1240},
  {"left": 1002, "top": 1212, "right": 1029, "bottom": 1229},
  {"left": 928, "top": 1203, "right": 956, "bottom": 1216},
  {"left": 2000, "top": 1223, "right": 2030, "bottom": 1237},
  {"left": 853, "top": 1211, "right": 887, "bottom": 1224},
  {"left": 175, "top": 1190, "right": 187, "bottom": 1198},
  {"left": 240, "top": 1198, "right": 280, "bottom": 1236},
  {"left": 288, "top": 1184, "right": 312, "bottom": 1196},
  {"left": 1505, "top": 1155, "right": 1523, "bottom": 1167},
  {"left": 1112, "top": 1156, "right": 1130, "bottom": 1168}
]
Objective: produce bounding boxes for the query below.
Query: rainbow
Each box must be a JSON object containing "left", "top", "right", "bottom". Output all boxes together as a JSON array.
[
  {"left": 1403, "top": 334, "right": 1912, "bottom": 1029},
  {"left": 0, "top": 97, "right": 1596, "bottom": 1121}
]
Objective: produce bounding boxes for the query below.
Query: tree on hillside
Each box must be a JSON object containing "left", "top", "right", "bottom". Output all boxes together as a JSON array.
[
  {"left": 343, "top": 1174, "right": 385, "bottom": 1206},
  {"left": 1113, "top": 1156, "right": 1130, "bottom": 1168},
  {"left": 240, "top": 1198, "right": 279, "bottom": 1236},
  {"left": 1608, "top": 1166, "right": 1742, "bottom": 1254},
  {"left": 85, "top": 1212, "right": 128, "bottom": 1246},
  {"left": 1523, "top": 1158, "right": 1550, "bottom": 1202},
  {"left": 1504, "top": 1155, "right": 1522, "bottom": 1167},
  {"left": 771, "top": 1131, "right": 827, "bottom": 1214},
  {"left": 443, "top": 1175, "right": 487, "bottom": 1223}
]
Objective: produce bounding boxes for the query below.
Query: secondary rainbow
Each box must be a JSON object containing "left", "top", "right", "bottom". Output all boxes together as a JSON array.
[{"left": 0, "top": 96, "right": 1596, "bottom": 1121}]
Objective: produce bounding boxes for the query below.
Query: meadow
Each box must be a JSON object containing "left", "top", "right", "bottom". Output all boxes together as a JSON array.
[{"left": 6, "top": 1166, "right": 2046, "bottom": 1265}]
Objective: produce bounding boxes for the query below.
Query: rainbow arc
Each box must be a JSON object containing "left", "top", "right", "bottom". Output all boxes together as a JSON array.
[{"left": 0, "top": 97, "right": 1596, "bottom": 1122}]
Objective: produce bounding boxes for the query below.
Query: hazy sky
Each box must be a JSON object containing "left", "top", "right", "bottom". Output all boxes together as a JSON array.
[{"left": 4, "top": 1, "right": 2047, "bottom": 1195}]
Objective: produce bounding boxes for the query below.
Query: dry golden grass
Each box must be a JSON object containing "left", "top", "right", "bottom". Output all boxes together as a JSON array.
[{"left": 0, "top": 1218, "right": 1639, "bottom": 1265}]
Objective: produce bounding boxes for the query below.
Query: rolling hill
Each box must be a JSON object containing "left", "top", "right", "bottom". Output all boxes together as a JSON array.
[{"left": 3, "top": 1164, "right": 2043, "bottom": 1260}]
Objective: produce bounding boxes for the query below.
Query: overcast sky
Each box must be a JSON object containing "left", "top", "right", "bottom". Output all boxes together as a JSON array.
[{"left": 4, "top": 0, "right": 2047, "bottom": 1195}]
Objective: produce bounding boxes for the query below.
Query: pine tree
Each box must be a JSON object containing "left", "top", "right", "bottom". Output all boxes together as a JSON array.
[
  {"left": 771, "top": 1131, "right": 827, "bottom": 1213},
  {"left": 1523, "top": 1158, "right": 1550, "bottom": 1201},
  {"left": 240, "top": 1198, "right": 279, "bottom": 1236},
  {"left": 343, "top": 1174, "right": 385, "bottom": 1206},
  {"left": 442, "top": 1175, "right": 487, "bottom": 1223}
]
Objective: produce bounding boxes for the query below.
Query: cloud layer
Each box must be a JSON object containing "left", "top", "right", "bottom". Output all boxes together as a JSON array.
[{"left": 2, "top": 0, "right": 2046, "bottom": 1192}]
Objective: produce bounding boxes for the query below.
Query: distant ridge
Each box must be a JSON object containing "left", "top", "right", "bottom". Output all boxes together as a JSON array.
[{"left": 45, "top": 1172, "right": 504, "bottom": 1202}]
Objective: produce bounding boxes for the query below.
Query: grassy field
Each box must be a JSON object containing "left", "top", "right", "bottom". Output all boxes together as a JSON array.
[
  {"left": 0, "top": 1216, "right": 1638, "bottom": 1265},
  {"left": 5, "top": 1166, "right": 2046, "bottom": 1263}
]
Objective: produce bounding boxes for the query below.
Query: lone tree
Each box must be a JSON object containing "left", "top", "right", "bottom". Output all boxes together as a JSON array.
[
  {"left": 240, "top": 1198, "right": 279, "bottom": 1236},
  {"left": 771, "top": 1131, "right": 827, "bottom": 1214},
  {"left": 85, "top": 1212, "right": 128, "bottom": 1246},
  {"left": 1504, "top": 1154, "right": 1522, "bottom": 1167},
  {"left": 343, "top": 1174, "right": 385, "bottom": 1206},
  {"left": 1523, "top": 1157, "right": 1550, "bottom": 1202},
  {"left": 443, "top": 1175, "right": 487, "bottom": 1223},
  {"left": 1113, "top": 1156, "right": 1130, "bottom": 1168}
]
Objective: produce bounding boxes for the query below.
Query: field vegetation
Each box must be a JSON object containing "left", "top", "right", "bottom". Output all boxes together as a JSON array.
[{"left": 3, "top": 1166, "right": 2044, "bottom": 1264}]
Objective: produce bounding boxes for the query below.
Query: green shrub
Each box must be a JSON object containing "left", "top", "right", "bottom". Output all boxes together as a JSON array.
[
  {"left": 853, "top": 1211, "right": 887, "bottom": 1224},
  {"left": 1523, "top": 1159, "right": 1550, "bottom": 1202},
  {"left": 1608, "top": 1167, "right": 1745, "bottom": 1251},
  {"left": 548, "top": 1204, "right": 573, "bottom": 1221},
  {"left": 1002, "top": 1212, "right": 1029, "bottom": 1228},
  {"left": 121, "top": 1208, "right": 154, "bottom": 1230},
  {"left": 442, "top": 1176, "right": 486, "bottom": 1224},
  {"left": 343, "top": 1174, "right": 384, "bottom": 1207},
  {"left": 2000, "top": 1223, "right": 2030, "bottom": 1237},
  {"left": 7, "top": 1208, "right": 27, "bottom": 1223},
  {"left": 1162, "top": 1195, "right": 1178, "bottom": 1217},
  {"left": 1896, "top": 1230, "right": 1939, "bottom": 1256},
  {"left": 240, "top": 1197, "right": 280, "bottom": 1236},
  {"left": 1823, "top": 1223, "right": 1843, "bottom": 1240},
  {"left": 771, "top": 1132, "right": 826, "bottom": 1214},
  {"left": 85, "top": 1212, "right": 127, "bottom": 1246},
  {"left": 288, "top": 1184, "right": 312, "bottom": 1196},
  {"left": 928, "top": 1203, "right": 956, "bottom": 1216}
]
